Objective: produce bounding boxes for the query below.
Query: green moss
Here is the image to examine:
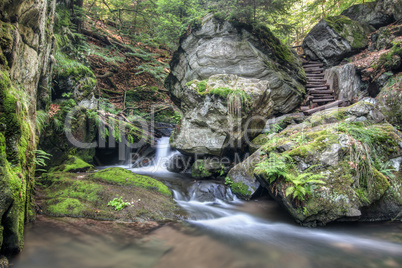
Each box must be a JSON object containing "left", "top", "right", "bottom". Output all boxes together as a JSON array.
[
  {"left": 197, "top": 81, "right": 207, "bottom": 93},
  {"left": 355, "top": 188, "right": 370, "bottom": 204},
  {"left": 208, "top": 87, "right": 232, "bottom": 98},
  {"left": 48, "top": 198, "right": 88, "bottom": 215},
  {"left": 230, "top": 182, "right": 252, "bottom": 198},
  {"left": 324, "top": 16, "right": 367, "bottom": 49},
  {"left": 50, "top": 155, "right": 94, "bottom": 173},
  {"left": 90, "top": 167, "right": 172, "bottom": 196},
  {"left": 38, "top": 171, "right": 178, "bottom": 221},
  {"left": 0, "top": 21, "right": 13, "bottom": 67}
]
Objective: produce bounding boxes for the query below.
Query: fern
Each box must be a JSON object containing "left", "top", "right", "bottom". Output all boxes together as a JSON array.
[
  {"left": 34, "top": 150, "right": 52, "bottom": 172},
  {"left": 255, "top": 152, "right": 293, "bottom": 183},
  {"left": 35, "top": 110, "right": 48, "bottom": 134}
]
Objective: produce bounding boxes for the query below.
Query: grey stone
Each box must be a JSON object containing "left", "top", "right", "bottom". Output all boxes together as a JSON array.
[
  {"left": 302, "top": 16, "right": 373, "bottom": 67},
  {"left": 227, "top": 151, "right": 262, "bottom": 200},
  {"left": 390, "top": 157, "right": 402, "bottom": 171},
  {"left": 324, "top": 63, "right": 362, "bottom": 105},
  {"left": 341, "top": 1, "right": 394, "bottom": 29},
  {"left": 166, "top": 15, "right": 305, "bottom": 156}
]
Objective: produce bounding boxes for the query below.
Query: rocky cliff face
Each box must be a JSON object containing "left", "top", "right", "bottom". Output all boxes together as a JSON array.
[
  {"left": 166, "top": 14, "right": 305, "bottom": 158},
  {"left": 0, "top": 0, "right": 56, "bottom": 258}
]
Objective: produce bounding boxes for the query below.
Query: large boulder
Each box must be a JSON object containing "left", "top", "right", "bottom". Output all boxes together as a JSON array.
[
  {"left": 303, "top": 16, "right": 373, "bottom": 67},
  {"left": 166, "top": 15, "right": 305, "bottom": 157},
  {"left": 376, "top": 74, "right": 402, "bottom": 129},
  {"left": 233, "top": 99, "right": 402, "bottom": 226},
  {"left": 324, "top": 63, "right": 363, "bottom": 106},
  {"left": 341, "top": 1, "right": 394, "bottom": 29}
]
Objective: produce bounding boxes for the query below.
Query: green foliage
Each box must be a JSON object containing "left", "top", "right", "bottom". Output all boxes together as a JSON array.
[
  {"left": 255, "top": 152, "right": 326, "bottom": 202},
  {"left": 50, "top": 155, "right": 94, "bottom": 173},
  {"left": 284, "top": 168, "right": 326, "bottom": 202},
  {"left": 35, "top": 110, "right": 48, "bottom": 135},
  {"left": 108, "top": 197, "right": 131, "bottom": 211},
  {"left": 33, "top": 150, "right": 52, "bottom": 172},
  {"left": 255, "top": 152, "right": 293, "bottom": 183},
  {"left": 90, "top": 167, "right": 172, "bottom": 196},
  {"left": 225, "top": 176, "right": 234, "bottom": 185}
]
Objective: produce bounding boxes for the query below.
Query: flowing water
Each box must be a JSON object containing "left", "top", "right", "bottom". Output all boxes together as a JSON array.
[{"left": 12, "top": 138, "right": 402, "bottom": 268}]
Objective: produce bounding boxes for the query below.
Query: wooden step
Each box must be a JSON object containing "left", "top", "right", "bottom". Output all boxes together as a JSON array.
[
  {"left": 309, "top": 95, "right": 334, "bottom": 99},
  {"left": 303, "top": 61, "right": 320, "bottom": 65},
  {"left": 303, "top": 63, "right": 324, "bottom": 68},
  {"left": 300, "top": 106, "right": 310, "bottom": 111},
  {"left": 307, "top": 79, "right": 327, "bottom": 83},
  {"left": 310, "top": 93, "right": 334, "bottom": 97},
  {"left": 308, "top": 86, "right": 330, "bottom": 91},
  {"left": 304, "top": 67, "right": 324, "bottom": 72},
  {"left": 306, "top": 73, "right": 325, "bottom": 77},
  {"left": 303, "top": 100, "right": 344, "bottom": 115},
  {"left": 310, "top": 89, "right": 334, "bottom": 94},
  {"left": 312, "top": 98, "right": 335, "bottom": 103},
  {"left": 307, "top": 71, "right": 323, "bottom": 74},
  {"left": 306, "top": 84, "right": 328, "bottom": 88}
]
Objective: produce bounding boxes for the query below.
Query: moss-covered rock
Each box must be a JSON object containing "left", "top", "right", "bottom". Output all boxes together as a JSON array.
[
  {"left": 37, "top": 168, "right": 179, "bottom": 221},
  {"left": 0, "top": 70, "right": 36, "bottom": 254},
  {"left": 303, "top": 15, "right": 373, "bottom": 67},
  {"left": 341, "top": 1, "right": 394, "bottom": 29},
  {"left": 234, "top": 99, "right": 402, "bottom": 226},
  {"left": 90, "top": 167, "right": 172, "bottom": 197},
  {"left": 377, "top": 74, "right": 402, "bottom": 129},
  {"left": 191, "top": 158, "right": 229, "bottom": 179},
  {"left": 50, "top": 155, "right": 94, "bottom": 173}
]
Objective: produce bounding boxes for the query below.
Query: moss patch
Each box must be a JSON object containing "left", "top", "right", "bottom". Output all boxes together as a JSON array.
[
  {"left": 37, "top": 170, "right": 179, "bottom": 221},
  {"left": 0, "top": 70, "right": 36, "bottom": 253},
  {"left": 90, "top": 167, "right": 172, "bottom": 197},
  {"left": 324, "top": 15, "right": 368, "bottom": 49},
  {"left": 230, "top": 182, "right": 252, "bottom": 198},
  {"left": 50, "top": 155, "right": 94, "bottom": 173}
]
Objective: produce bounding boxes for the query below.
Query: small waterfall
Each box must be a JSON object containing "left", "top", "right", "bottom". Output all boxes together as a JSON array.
[
  {"left": 132, "top": 136, "right": 179, "bottom": 173},
  {"left": 153, "top": 137, "right": 172, "bottom": 170}
]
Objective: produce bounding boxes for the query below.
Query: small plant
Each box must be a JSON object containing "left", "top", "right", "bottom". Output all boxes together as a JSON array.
[
  {"left": 108, "top": 197, "right": 131, "bottom": 211},
  {"left": 225, "top": 176, "right": 233, "bottom": 185},
  {"left": 285, "top": 169, "right": 326, "bottom": 202},
  {"left": 62, "top": 92, "right": 73, "bottom": 98},
  {"left": 34, "top": 150, "right": 52, "bottom": 172},
  {"left": 255, "top": 152, "right": 293, "bottom": 183},
  {"left": 35, "top": 110, "right": 48, "bottom": 135}
]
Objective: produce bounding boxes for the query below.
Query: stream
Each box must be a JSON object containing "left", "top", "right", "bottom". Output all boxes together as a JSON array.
[{"left": 12, "top": 137, "right": 402, "bottom": 268}]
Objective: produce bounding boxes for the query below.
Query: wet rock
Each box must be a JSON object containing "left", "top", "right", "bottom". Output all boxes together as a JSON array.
[
  {"left": 187, "top": 182, "right": 233, "bottom": 202},
  {"left": 227, "top": 151, "right": 262, "bottom": 200},
  {"left": 167, "top": 154, "right": 193, "bottom": 173},
  {"left": 302, "top": 16, "right": 373, "bottom": 67},
  {"left": 235, "top": 99, "right": 401, "bottom": 226}
]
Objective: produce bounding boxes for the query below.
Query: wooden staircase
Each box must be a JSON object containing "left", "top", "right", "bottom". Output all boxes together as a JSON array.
[{"left": 300, "top": 59, "right": 343, "bottom": 115}]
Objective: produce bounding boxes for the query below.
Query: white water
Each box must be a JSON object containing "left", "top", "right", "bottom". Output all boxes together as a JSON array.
[
  {"left": 131, "top": 137, "right": 180, "bottom": 173},
  {"left": 109, "top": 137, "right": 402, "bottom": 257}
]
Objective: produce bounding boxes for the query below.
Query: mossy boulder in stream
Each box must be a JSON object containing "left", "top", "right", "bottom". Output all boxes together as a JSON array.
[
  {"left": 232, "top": 99, "right": 402, "bottom": 226},
  {"left": 36, "top": 167, "right": 179, "bottom": 221}
]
